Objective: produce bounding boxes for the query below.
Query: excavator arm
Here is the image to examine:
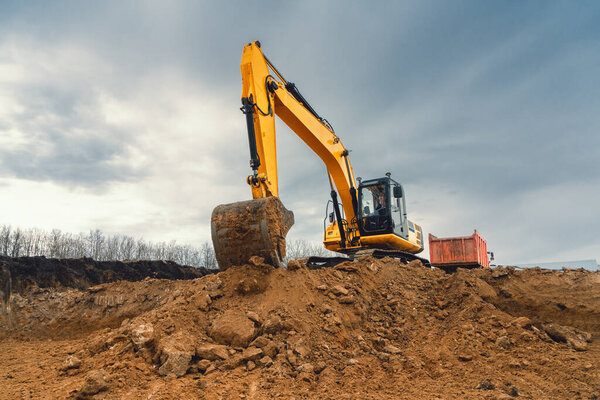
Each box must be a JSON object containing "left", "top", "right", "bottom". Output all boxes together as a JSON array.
[
  {"left": 240, "top": 41, "right": 358, "bottom": 220},
  {"left": 211, "top": 41, "right": 359, "bottom": 270}
]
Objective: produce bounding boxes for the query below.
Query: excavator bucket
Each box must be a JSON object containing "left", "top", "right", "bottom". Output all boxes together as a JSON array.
[{"left": 211, "top": 197, "right": 294, "bottom": 271}]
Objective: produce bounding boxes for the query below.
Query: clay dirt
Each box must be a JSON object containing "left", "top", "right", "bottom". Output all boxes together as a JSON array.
[{"left": 0, "top": 256, "right": 599, "bottom": 399}]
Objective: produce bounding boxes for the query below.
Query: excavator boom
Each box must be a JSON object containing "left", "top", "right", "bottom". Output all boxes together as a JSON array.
[{"left": 239, "top": 41, "right": 358, "bottom": 219}]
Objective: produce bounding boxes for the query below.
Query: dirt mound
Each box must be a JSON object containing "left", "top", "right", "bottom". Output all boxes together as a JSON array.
[
  {"left": 0, "top": 257, "right": 598, "bottom": 399},
  {"left": 476, "top": 266, "right": 600, "bottom": 334}
]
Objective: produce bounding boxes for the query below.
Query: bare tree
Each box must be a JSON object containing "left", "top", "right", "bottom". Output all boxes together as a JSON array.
[
  {"left": 120, "top": 235, "right": 136, "bottom": 260},
  {"left": 48, "top": 229, "right": 63, "bottom": 258},
  {"left": 10, "top": 228, "right": 22, "bottom": 257},
  {"left": 87, "top": 229, "right": 104, "bottom": 260},
  {"left": 0, "top": 225, "right": 10, "bottom": 256},
  {"left": 30, "top": 228, "right": 44, "bottom": 256},
  {"left": 200, "top": 242, "right": 217, "bottom": 269}
]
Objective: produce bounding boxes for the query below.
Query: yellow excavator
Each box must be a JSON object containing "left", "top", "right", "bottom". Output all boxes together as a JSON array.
[{"left": 211, "top": 41, "right": 427, "bottom": 270}]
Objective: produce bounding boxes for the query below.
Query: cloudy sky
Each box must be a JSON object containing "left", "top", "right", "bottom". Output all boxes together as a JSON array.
[{"left": 1, "top": 1, "right": 598, "bottom": 265}]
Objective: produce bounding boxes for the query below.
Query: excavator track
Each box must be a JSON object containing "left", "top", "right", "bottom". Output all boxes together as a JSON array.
[
  {"left": 356, "top": 249, "right": 431, "bottom": 267},
  {"left": 304, "top": 256, "right": 352, "bottom": 269},
  {"left": 211, "top": 197, "right": 294, "bottom": 271},
  {"left": 305, "top": 249, "right": 430, "bottom": 269}
]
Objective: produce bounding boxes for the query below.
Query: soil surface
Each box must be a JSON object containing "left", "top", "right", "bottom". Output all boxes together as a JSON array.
[{"left": 0, "top": 256, "right": 598, "bottom": 399}]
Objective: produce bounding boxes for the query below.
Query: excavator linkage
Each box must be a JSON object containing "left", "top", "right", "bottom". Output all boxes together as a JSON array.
[{"left": 211, "top": 197, "right": 294, "bottom": 271}]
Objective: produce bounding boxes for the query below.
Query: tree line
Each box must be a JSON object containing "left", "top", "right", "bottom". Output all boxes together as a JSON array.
[
  {"left": 0, "top": 225, "right": 217, "bottom": 268},
  {"left": 0, "top": 224, "right": 334, "bottom": 268}
]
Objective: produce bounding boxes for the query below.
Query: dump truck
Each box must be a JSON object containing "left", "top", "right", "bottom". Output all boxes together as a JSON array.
[{"left": 428, "top": 230, "right": 491, "bottom": 271}]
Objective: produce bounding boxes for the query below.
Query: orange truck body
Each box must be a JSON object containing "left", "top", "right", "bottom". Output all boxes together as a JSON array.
[{"left": 428, "top": 230, "right": 490, "bottom": 269}]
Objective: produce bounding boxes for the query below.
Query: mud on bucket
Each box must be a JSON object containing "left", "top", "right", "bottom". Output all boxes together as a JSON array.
[{"left": 211, "top": 197, "right": 294, "bottom": 271}]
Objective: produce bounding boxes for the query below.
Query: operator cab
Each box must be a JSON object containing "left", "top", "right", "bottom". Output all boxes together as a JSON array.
[
  {"left": 322, "top": 174, "right": 423, "bottom": 253},
  {"left": 358, "top": 176, "right": 408, "bottom": 239}
]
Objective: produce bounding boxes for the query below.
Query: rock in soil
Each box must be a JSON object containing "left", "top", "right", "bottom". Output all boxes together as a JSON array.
[
  {"left": 157, "top": 331, "right": 195, "bottom": 377},
  {"left": 79, "top": 369, "right": 108, "bottom": 397},
  {"left": 209, "top": 309, "right": 257, "bottom": 347},
  {"left": 542, "top": 323, "right": 591, "bottom": 351},
  {"left": 196, "top": 343, "right": 230, "bottom": 361},
  {"left": 60, "top": 355, "right": 82, "bottom": 371}
]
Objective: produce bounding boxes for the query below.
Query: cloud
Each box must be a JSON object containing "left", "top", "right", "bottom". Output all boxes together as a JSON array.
[{"left": 0, "top": 40, "right": 142, "bottom": 187}]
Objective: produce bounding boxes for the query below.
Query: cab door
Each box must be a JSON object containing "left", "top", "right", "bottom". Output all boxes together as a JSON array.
[{"left": 390, "top": 183, "right": 407, "bottom": 239}]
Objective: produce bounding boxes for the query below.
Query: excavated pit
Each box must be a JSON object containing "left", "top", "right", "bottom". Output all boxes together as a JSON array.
[{"left": 0, "top": 255, "right": 598, "bottom": 399}]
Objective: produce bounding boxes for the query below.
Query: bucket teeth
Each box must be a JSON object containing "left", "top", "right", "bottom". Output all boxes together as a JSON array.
[{"left": 211, "top": 197, "right": 294, "bottom": 271}]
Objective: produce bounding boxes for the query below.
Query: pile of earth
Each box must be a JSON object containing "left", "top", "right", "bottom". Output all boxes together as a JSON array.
[{"left": 0, "top": 256, "right": 598, "bottom": 399}]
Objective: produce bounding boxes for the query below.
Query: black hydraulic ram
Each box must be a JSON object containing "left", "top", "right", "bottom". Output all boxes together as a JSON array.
[
  {"left": 241, "top": 96, "right": 260, "bottom": 173},
  {"left": 330, "top": 190, "right": 347, "bottom": 248},
  {"left": 342, "top": 150, "right": 359, "bottom": 218}
]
